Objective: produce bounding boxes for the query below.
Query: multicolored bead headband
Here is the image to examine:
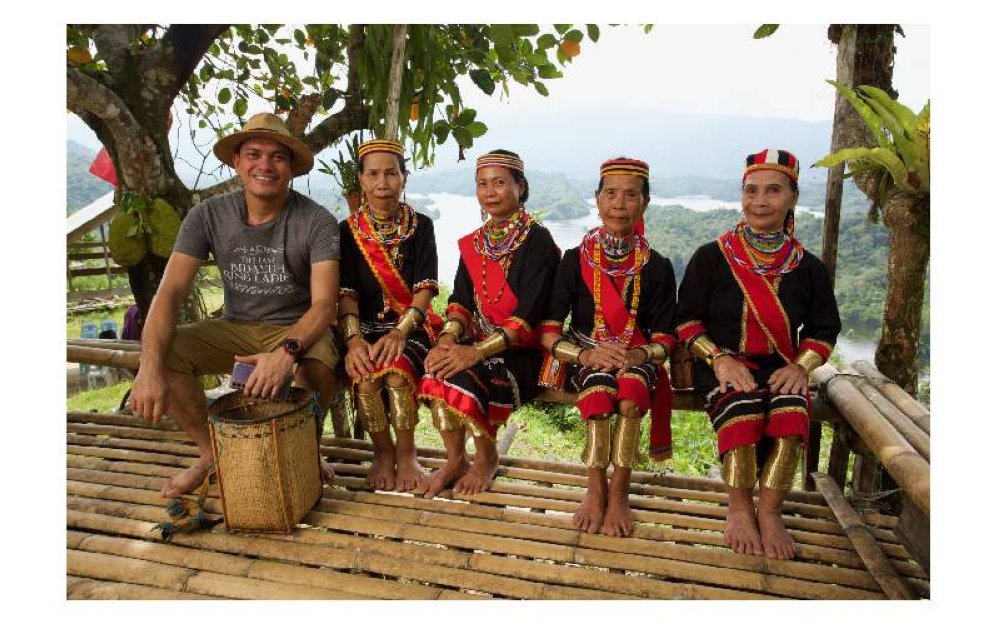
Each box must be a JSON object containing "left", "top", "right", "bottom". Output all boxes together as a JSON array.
[
  {"left": 476, "top": 152, "right": 525, "bottom": 174},
  {"left": 358, "top": 138, "right": 405, "bottom": 160},
  {"left": 600, "top": 158, "right": 649, "bottom": 180},
  {"left": 744, "top": 148, "right": 799, "bottom": 183}
]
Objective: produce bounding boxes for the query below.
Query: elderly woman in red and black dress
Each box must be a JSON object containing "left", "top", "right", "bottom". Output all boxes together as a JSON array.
[
  {"left": 675, "top": 149, "right": 840, "bottom": 559},
  {"left": 538, "top": 158, "right": 676, "bottom": 537},
  {"left": 337, "top": 139, "right": 441, "bottom": 492},
  {"left": 420, "top": 150, "right": 560, "bottom": 499}
]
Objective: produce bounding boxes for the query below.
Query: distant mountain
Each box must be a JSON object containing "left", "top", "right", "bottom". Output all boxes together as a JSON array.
[{"left": 67, "top": 140, "right": 113, "bottom": 215}]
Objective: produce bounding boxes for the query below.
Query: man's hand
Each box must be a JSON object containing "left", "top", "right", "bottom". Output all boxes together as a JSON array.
[
  {"left": 131, "top": 367, "right": 171, "bottom": 425},
  {"left": 370, "top": 329, "right": 407, "bottom": 369},
  {"left": 712, "top": 354, "right": 757, "bottom": 394},
  {"left": 344, "top": 337, "right": 375, "bottom": 381},
  {"left": 768, "top": 363, "right": 809, "bottom": 396},
  {"left": 235, "top": 350, "right": 295, "bottom": 398}
]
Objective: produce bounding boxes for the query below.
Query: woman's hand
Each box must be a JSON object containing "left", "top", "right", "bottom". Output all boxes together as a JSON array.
[
  {"left": 425, "top": 343, "right": 482, "bottom": 380},
  {"left": 579, "top": 342, "right": 629, "bottom": 372},
  {"left": 370, "top": 329, "right": 407, "bottom": 369},
  {"left": 768, "top": 363, "right": 809, "bottom": 396},
  {"left": 344, "top": 337, "right": 375, "bottom": 381},
  {"left": 712, "top": 354, "right": 756, "bottom": 394}
]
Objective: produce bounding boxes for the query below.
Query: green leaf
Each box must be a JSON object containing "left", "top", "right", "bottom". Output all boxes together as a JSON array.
[
  {"left": 554, "top": 24, "right": 571, "bottom": 35},
  {"left": 469, "top": 69, "right": 495, "bottom": 95},
  {"left": 322, "top": 87, "right": 338, "bottom": 110},
  {"left": 512, "top": 25, "right": 539, "bottom": 37},
  {"left": 826, "top": 80, "right": 890, "bottom": 148},
  {"left": 457, "top": 108, "right": 477, "bottom": 126},
  {"left": 643, "top": 24, "right": 654, "bottom": 34},
  {"left": 534, "top": 82, "right": 549, "bottom": 97},
  {"left": 564, "top": 29, "right": 584, "bottom": 43},
  {"left": 490, "top": 24, "right": 514, "bottom": 48},
  {"left": 294, "top": 28, "right": 305, "bottom": 46},
  {"left": 452, "top": 126, "right": 473, "bottom": 148},
  {"left": 467, "top": 121, "right": 488, "bottom": 137},
  {"left": 855, "top": 90, "right": 918, "bottom": 171},
  {"left": 234, "top": 98, "right": 248, "bottom": 117},
  {"left": 753, "top": 24, "right": 780, "bottom": 39},
  {"left": 538, "top": 64, "right": 562, "bottom": 79},
  {"left": 858, "top": 85, "right": 918, "bottom": 133},
  {"left": 814, "top": 147, "right": 915, "bottom": 193},
  {"left": 218, "top": 87, "right": 232, "bottom": 104},
  {"left": 586, "top": 24, "right": 600, "bottom": 42},
  {"left": 537, "top": 34, "right": 557, "bottom": 50},
  {"left": 433, "top": 121, "right": 450, "bottom": 144}
]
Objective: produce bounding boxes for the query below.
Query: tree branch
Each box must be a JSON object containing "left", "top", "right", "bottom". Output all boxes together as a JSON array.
[
  {"left": 144, "top": 24, "right": 229, "bottom": 103},
  {"left": 193, "top": 176, "right": 243, "bottom": 202},
  {"left": 303, "top": 25, "right": 370, "bottom": 152},
  {"left": 67, "top": 66, "right": 163, "bottom": 192},
  {"left": 92, "top": 24, "right": 141, "bottom": 76}
]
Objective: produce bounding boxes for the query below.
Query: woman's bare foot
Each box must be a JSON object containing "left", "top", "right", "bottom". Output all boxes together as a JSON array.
[
  {"left": 367, "top": 449, "right": 396, "bottom": 491},
  {"left": 757, "top": 509, "right": 796, "bottom": 559},
  {"left": 454, "top": 437, "right": 499, "bottom": 495},
  {"left": 602, "top": 490, "right": 635, "bottom": 537},
  {"left": 160, "top": 456, "right": 213, "bottom": 498},
  {"left": 423, "top": 456, "right": 470, "bottom": 499},
  {"left": 394, "top": 448, "right": 428, "bottom": 492},
  {"left": 725, "top": 506, "right": 764, "bottom": 556},
  {"left": 574, "top": 470, "right": 607, "bottom": 534},
  {"left": 319, "top": 456, "right": 336, "bottom": 484}
]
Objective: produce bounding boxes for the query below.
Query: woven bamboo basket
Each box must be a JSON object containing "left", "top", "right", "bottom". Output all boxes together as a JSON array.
[{"left": 208, "top": 388, "right": 321, "bottom": 533}]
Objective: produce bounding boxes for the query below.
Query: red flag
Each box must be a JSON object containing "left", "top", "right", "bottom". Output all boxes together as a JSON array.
[{"left": 88, "top": 148, "right": 118, "bottom": 187}]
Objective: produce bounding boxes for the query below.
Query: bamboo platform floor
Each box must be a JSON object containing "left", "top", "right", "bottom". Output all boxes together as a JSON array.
[{"left": 66, "top": 410, "right": 930, "bottom": 600}]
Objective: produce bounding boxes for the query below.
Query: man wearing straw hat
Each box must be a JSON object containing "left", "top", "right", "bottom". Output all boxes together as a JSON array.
[{"left": 130, "top": 112, "right": 341, "bottom": 498}]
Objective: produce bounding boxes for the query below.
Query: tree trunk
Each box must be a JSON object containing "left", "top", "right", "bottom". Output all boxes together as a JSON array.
[{"left": 876, "top": 192, "right": 928, "bottom": 395}]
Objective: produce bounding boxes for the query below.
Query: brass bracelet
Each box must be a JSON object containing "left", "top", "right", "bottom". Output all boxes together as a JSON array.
[
  {"left": 641, "top": 342, "right": 668, "bottom": 365},
  {"left": 690, "top": 335, "right": 722, "bottom": 366},
  {"left": 339, "top": 313, "right": 362, "bottom": 343},
  {"left": 551, "top": 338, "right": 584, "bottom": 365},
  {"left": 794, "top": 349, "right": 824, "bottom": 374},
  {"left": 440, "top": 318, "right": 465, "bottom": 342},
  {"left": 394, "top": 306, "right": 424, "bottom": 337},
  {"left": 474, "top": 331, "right": 509, "bottom": 361}
]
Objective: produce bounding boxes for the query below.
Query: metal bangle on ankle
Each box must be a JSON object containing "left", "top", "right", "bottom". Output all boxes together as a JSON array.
[
  {"left": 386, "top": 385, "right": 419, "bottom": 431},
  {"left": 759, "top": 436, "right": 802, "bottom": 492},
  {"left": 339, "top": 313, "right": 362, "bottom": 343},
  {"left": 794, "top": 349, "right": 824, "bottom": 375},
  {"left": 474, "top": 331, "right": 509, "bottom": 361},
  {"left": 690, "top": 335, "right": 722, "bottom": 367},
  {"left": 355, "top": 387, "right": 389, "bottom": 434},
  {"left": 641, "top": 342, "right": 668, "bottom": 365},
  {"left": 551, "top": 338, "right": 585, "bottom": 365},
  {"left": 722, "top": 444, "right": 757, "bottom": 490},
  {"left": 581, "top": 416, "right": 612, "bottom": 469},
  {"left": 610, "top": 415, "right": 643, "bottom": 469},
  {"left": 440, "top": 318, "right": 465, "bottom": 342},
  {"left": 394, "top": 306, "right": 424, "bottom": 337}
]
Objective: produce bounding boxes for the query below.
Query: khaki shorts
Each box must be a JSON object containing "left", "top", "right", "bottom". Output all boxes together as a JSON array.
[{"left": 165, "top": 318, "right": 339, "bottom": 377}]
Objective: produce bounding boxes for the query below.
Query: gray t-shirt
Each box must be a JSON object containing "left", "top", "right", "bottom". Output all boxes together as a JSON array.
[{"left": 174, "top": 190, "right": 340, "bottom": 324}]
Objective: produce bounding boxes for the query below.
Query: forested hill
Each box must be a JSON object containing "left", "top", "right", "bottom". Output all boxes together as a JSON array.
[{"left": 67, "top": 140, "right": 113, "bottom": 215}]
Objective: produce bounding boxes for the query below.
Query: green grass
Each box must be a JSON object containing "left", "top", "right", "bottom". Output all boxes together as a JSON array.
[{"left": 67, "top": 381, "right": 132, "bottom": 412}]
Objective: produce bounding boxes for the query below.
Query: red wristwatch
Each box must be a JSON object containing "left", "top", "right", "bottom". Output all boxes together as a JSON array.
[{"left": 281, "top": 338, "right": 305, "bottom": 361}]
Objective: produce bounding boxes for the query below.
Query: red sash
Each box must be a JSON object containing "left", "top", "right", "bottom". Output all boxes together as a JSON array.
[
  {"left": 458, "top": 232, "right": 519, "bottom": 334},
  {"left": 577, "top": 248, "right": 673, "bottom": 461},
  {"left": 349, "top": 212, "right": 442, "bottom": 338},
  {"left": 717, "top": 232, "right": 796, "bottom": 363}
]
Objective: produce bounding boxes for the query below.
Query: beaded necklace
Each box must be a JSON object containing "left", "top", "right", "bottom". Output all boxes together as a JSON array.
[
  {"left": 582, "top": 227, "right": 647, "bottom": 344},
  {"left": 726, "top": 221, "right": 803, "bottom": 276},
  {"left": 360, "top": 202, "right": 416, "bottom": 266},
  {"left": 473, "top": 209, "right": 534, "bottom": 305}
]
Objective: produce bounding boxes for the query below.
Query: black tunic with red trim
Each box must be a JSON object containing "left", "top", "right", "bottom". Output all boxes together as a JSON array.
[
  {"left": 675, "top": 241, "right": 841, "bottom": 394},
  {"left": 339, "top": 211, "right": 438, "bottom": 387},
  {"left": 419, "top": 222, "right": 560, "bottom": 438}
]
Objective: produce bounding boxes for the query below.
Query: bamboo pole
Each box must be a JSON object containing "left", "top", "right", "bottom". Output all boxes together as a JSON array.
[
  {"left": 812, "top": 473, "right": 918, "bottom": 600},
  {"left": 496, "top": 418, "right": 520, "bottom": 455},
  {"left": 67, "top": 345, "right": 140, "bottom": 368},
  {"left": 67, "top": 338, "right": 141, "bottom": 351},
  {"left": 853, "top": 360, "right": 930, "bottom": 434},
  {"left": 843, "top": 365, "right": 930, "bottom": 461},
  {"left": 67, "top": 575, "right": 214, "bottom": 600},
  {"left": 815, "top": 364, "right": 930, "bottom": 516},
  {"left": 68, "top": 411, "right": 181, "bottom": 430}
]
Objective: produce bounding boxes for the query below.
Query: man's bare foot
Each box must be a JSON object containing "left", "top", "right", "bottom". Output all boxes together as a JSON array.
[
  {"left": 423, "top": 456, "right": 470, "bottom": 499},
  {"left": 453, "top": 444, "right": 499, "bottom": 496},
  {"left": 602, "top": 490, "right": 635, "bottom": 537},
  {"left": 725, "top": 506, "right": 764, "bottom": 556},
  {"left": 574, "top": 477, "right": 607, "bottom": 534},
  {"left": 160, "top": 457, "right": 213, "bottom": 498},
  {"left": 394, "top": 448, "right": 428, "bottom": 492},
  {"left": 757, "top": 509, "right": 796, "bottom": 559},
  {"left": 366, "top": 449, "right": 396, "bottom": 491},
  {"left": 319, "top": 456, "right": 336, "bottom": 484}
]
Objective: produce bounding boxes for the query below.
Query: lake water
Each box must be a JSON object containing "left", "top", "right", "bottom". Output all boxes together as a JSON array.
[{"left": 413, "top": 192, "right": 877, "bottom": 367}]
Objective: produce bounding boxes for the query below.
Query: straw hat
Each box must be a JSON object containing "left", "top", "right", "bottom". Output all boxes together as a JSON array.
[{"left": 213, "top": 112, "right": 314, "bottom": 177}]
